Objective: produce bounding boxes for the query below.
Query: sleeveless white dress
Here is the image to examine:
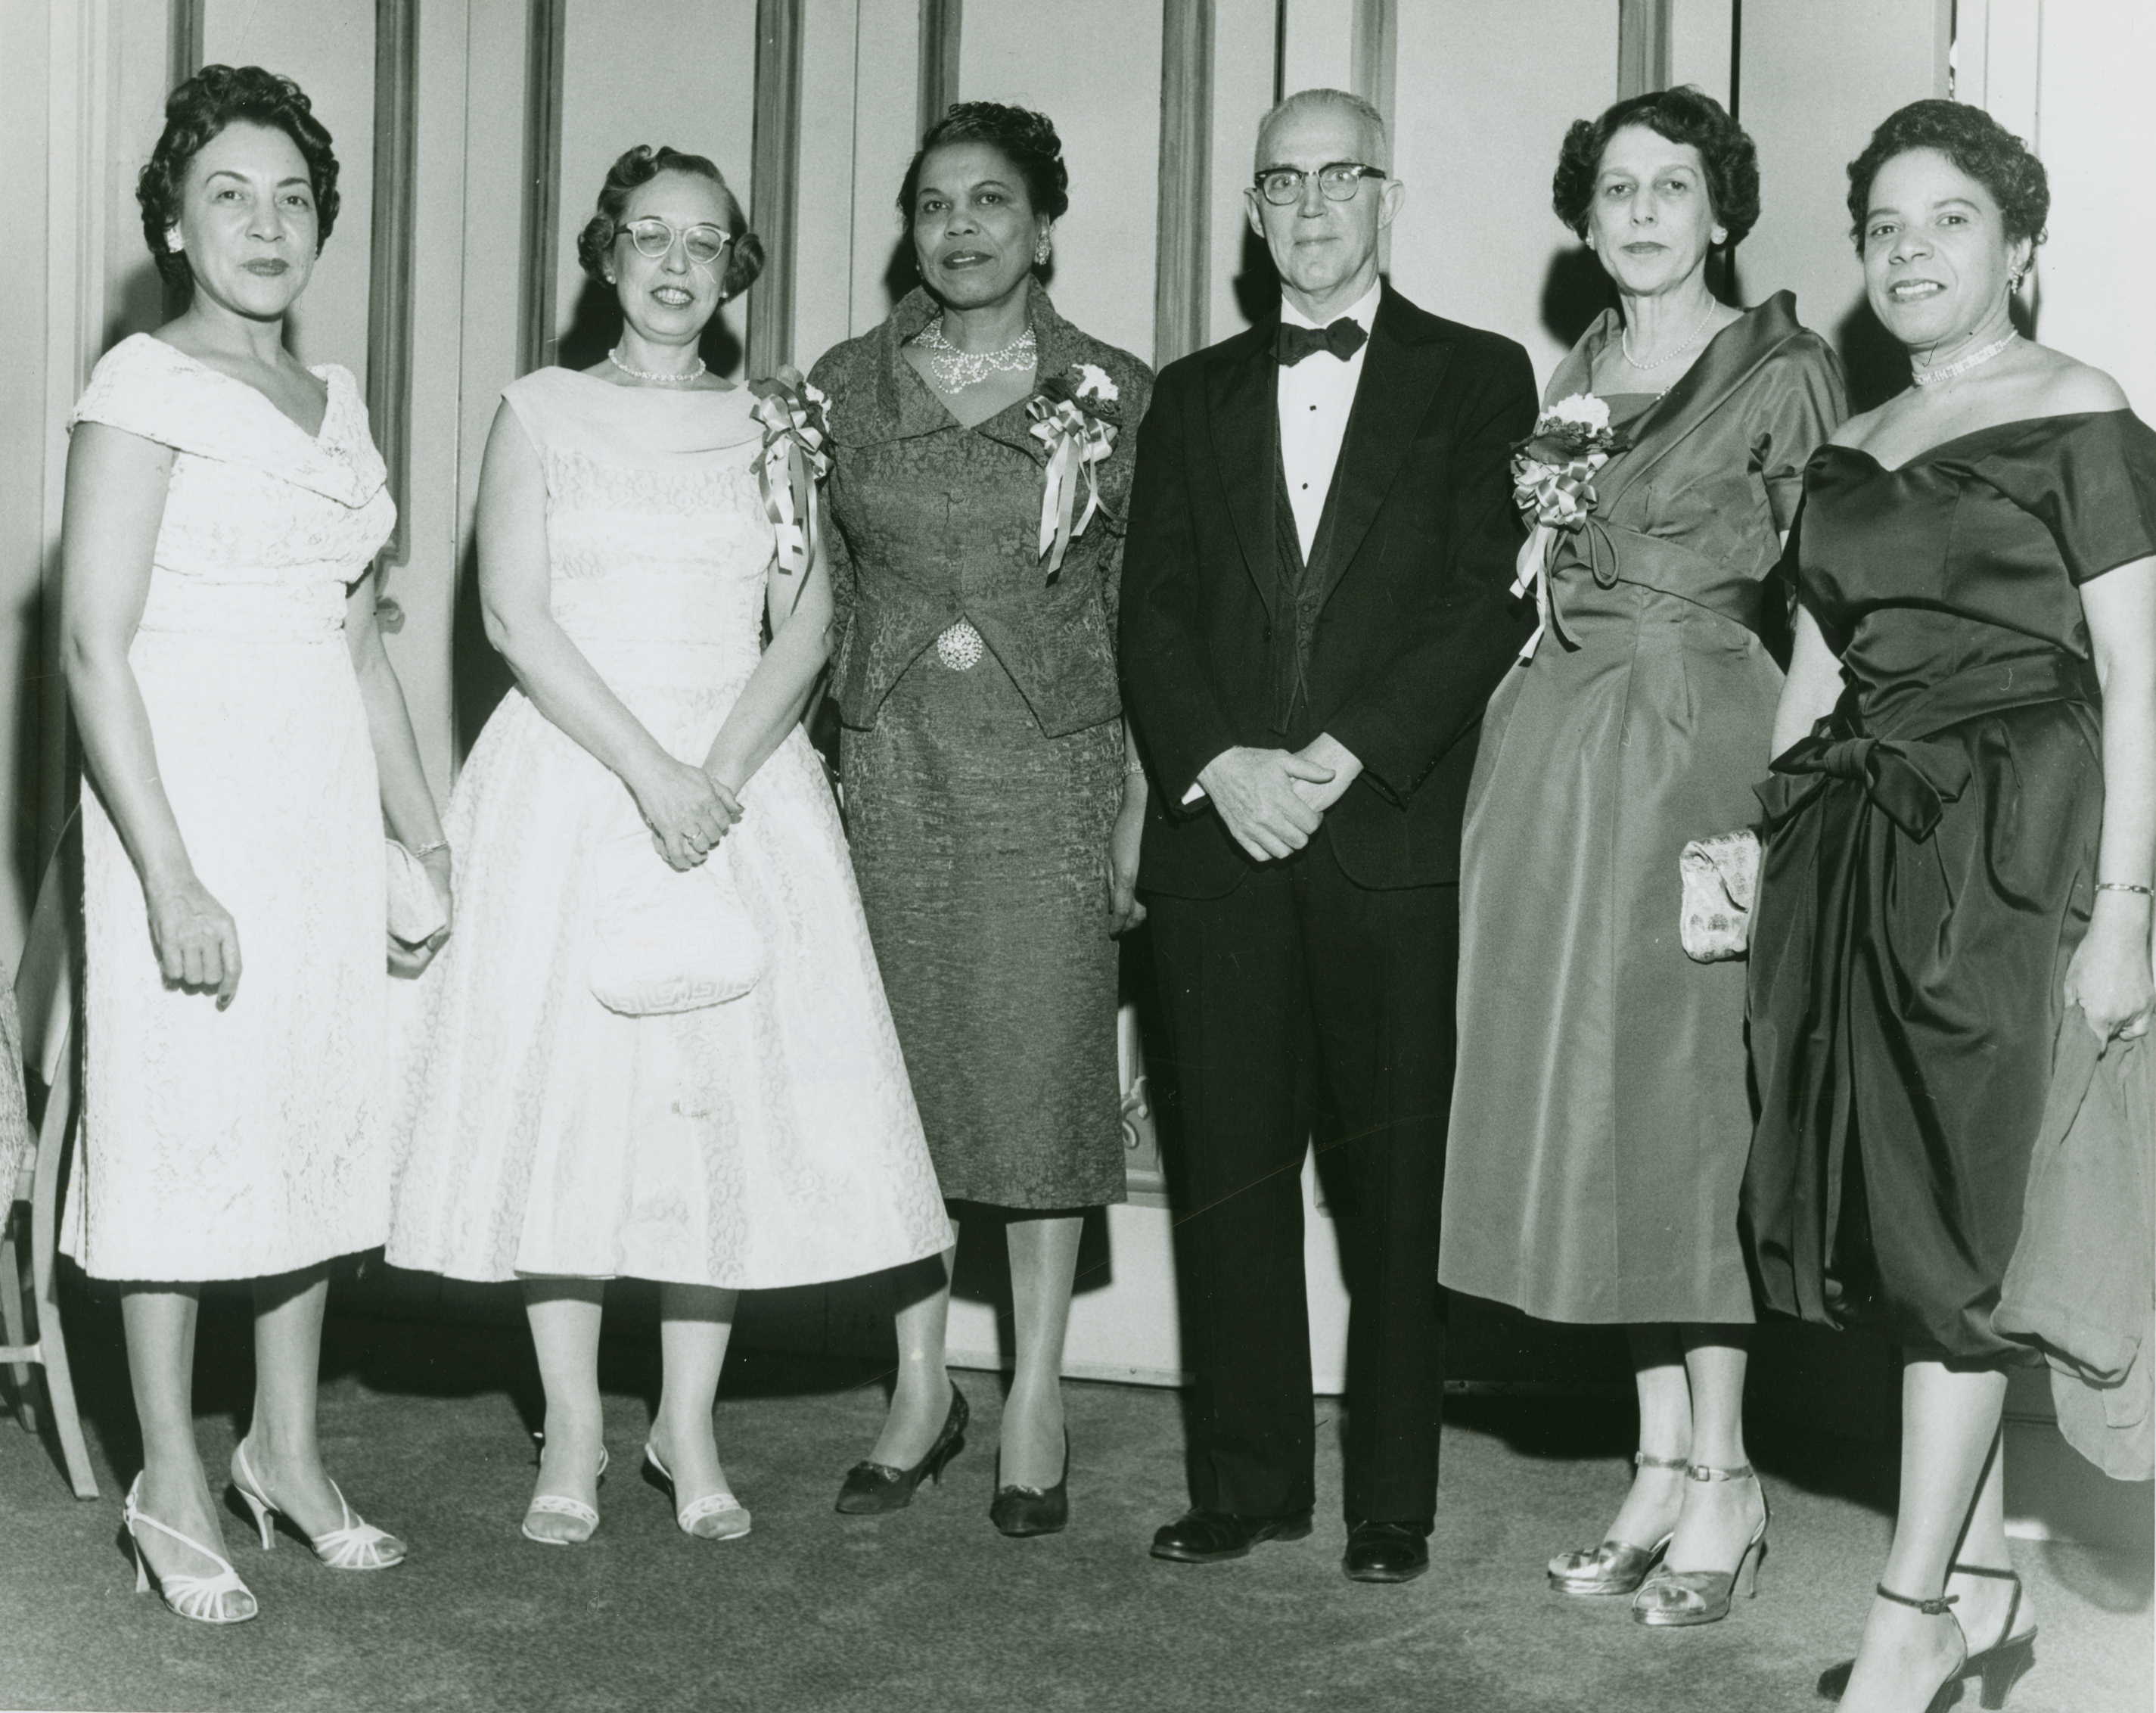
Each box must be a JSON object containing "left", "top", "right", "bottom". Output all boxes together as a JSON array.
[
  {"left": 64, "top": 334, "right": 396, "bottom": 1281},
  {"left": 387, "top": 370, "right": 949, "bottom": 1288}
]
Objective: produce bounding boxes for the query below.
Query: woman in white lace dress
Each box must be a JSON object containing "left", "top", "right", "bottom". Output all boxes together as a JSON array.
[
  {"left": 388, "top": 148, "right": 949, "bottom": 1545},
  {"left": 61, "top": 69, "right": 449, "bottom": 1624}
]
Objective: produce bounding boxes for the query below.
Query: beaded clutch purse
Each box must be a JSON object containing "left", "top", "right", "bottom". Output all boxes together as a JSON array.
[
  {"left": 1679, "top": 829, "right": 1762, "bottom": 963},
  {"left": 586, "top": 825, "right": 765, "bottom": 1016},
  {"left": 385, "top": 839, "right": 448, "bottom": 947}
]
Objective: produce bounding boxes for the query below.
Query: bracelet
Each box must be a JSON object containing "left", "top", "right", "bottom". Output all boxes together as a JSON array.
[
  {"left": 1125, "top": 759, "right": 1147, "bottom": 778},
  {"left": 2096, "top": 881, "right": 2152, "bottom": 897},
  {"left": 410, "top": 837, "right": 451, "bottom": 859}
]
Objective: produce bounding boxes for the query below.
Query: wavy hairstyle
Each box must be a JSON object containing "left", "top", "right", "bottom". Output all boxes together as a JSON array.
[
  {"left": 1551, "top": 84, "right": 1760, "bottom": 247},
  {"left": 899, "top": 101, "right": 1070, "bottom": 226},
  {"left": 574, "top": 145, "right": 766, "bottom": 300},
  {"left": 138, "top": 64, "right": 340, "bottom": 291},
  {"left": 1844, "top": 99, "right": 2049, "bottom": 253}
]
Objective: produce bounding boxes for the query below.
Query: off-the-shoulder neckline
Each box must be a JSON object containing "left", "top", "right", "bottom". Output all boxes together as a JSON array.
[
  {"left": 135, "top": 334, "right": 340, "bottom": 442},
  {"left": 1818, "top": 408, "right": 2136, "bottom": 476}
]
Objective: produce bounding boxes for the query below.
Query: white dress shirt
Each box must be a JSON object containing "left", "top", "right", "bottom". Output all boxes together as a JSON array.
[{"left": 1277, "top": 278, "right": 1381, "bottom": 560}]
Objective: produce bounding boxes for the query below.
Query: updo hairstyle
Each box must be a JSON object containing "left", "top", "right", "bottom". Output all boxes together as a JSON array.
[
  {"left": 897, "top": 101, "right": 1070, "bottom": 225},
  {"left": 138, "top": 64, "right": 340, "bottom": 291},
  {"left": 1551, "top": 84, "right": 1760, "bottom": 247},
  {"left": 574, "top": 145, "right": 766, "bottom": 300},
  {"left": 1844, "top": 99, "right": 2049, "bottom": 253}
]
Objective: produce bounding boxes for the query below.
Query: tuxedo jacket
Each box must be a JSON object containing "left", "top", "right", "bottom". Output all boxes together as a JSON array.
[{"left": 1120, "top": 284, "right": 1538, "bottom": 898}]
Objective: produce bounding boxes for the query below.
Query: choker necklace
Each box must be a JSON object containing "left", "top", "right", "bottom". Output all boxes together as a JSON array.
[
  {"left": 915, "top": 316, "right": 1037, "bottom": 392},
  {"left": 1911, "top": 329, "right": 2017, "bottom": 387},
  {"left": 1621, "top": 297, "right": 1720, "bottom": 372},
  {"left": 607, "top": 347, "right": 707, "bottom": 387}
]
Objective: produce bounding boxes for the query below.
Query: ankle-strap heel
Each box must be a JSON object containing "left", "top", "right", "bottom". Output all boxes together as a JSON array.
[
  {"left": 1546, "top": 1450, "right": 1687, "bottom": 1596},
  {"left": 1629, "top": 1463, "right": 1769, "bottom": 1628},
  {"left": 1950, "top": 1564, "right": 2039, "bottom": 1710}
]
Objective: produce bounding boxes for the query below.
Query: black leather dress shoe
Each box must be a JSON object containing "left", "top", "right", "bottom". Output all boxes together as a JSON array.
[
  {"left": 1344, "top": 1521, "right": 1431, "bottom": 1584},
  {"left": 1150, "top": 1507, "right": 1313, "bottom": 1564}
]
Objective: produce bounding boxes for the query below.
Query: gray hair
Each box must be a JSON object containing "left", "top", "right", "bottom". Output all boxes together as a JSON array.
[{"left": 1255, "top": 88, "right": 1390, "bottom": 173}]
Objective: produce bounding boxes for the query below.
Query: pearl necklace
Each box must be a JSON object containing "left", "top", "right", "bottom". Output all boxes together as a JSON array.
[
  {"left": 1911, "top": 330, "right": 2017, "bottom": 387},
  {"left": 915, "top": 316, "right": 1037, "bottom": 393},
  {"left": 1621, "top": 297, "right": 1720, "bottom": 373},
  {"left": 607, "top": 346, "right": 707, "bottom": 387}
]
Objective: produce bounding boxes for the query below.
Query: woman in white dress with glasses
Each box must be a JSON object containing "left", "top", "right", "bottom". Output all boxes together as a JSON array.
[{"left": 389, "top": 145, "right": 948, "bottom": 1546}]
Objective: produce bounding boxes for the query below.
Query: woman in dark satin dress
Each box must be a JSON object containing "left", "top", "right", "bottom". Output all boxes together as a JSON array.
[
  {"left": 1443, "top": 89, "right": 1842, "bottom": 1626},
  {"left": 1744, "top": 103, "right": 2153, "bottom": 1713},
  {"left": 809, "top": 104, "right": 1153, "bottom": 1534}
]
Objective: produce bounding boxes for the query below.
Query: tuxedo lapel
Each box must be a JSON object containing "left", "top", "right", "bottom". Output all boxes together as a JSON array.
[
  {"left": 1204, "top": 331, "right": 1281, "bottom": 617},
  {"left": 1311, "top": 294, "right": 1450, "bottom": 608}
]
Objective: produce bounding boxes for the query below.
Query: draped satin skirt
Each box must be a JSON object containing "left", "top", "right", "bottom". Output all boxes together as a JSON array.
[{"left": 1741, "top": 660, "right": 2102, "bottom": 1363}]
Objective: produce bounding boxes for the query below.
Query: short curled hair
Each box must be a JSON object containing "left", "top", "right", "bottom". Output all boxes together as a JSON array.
[
  {"left": 138, "top": 64, "right": 340, "bottom": 291},
  {"left": 899, "top": 102, "right": 1069, "bottom": 226},
  {"left": 1551, "top": 85, "right": 1760, "bottom": 247},
  {"left": 1844, "top": 99, "right": 2049, "bottom": 253},
  {"left": 573, "top": 145, "right": 766, "bottom": 300}
]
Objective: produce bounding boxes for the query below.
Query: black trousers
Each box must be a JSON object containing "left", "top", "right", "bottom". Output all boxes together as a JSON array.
[{"left": 1145, "top": 834, "right": 1459, "bottom": 1528}]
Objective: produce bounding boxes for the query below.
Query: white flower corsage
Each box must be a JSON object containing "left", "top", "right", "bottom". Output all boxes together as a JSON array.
[
  {"left": 1507, "top": 392, "right": 1632, "bottom": 659},
  {"left": 1025, "top": 365, "right": 1120, "bottom": 581}
]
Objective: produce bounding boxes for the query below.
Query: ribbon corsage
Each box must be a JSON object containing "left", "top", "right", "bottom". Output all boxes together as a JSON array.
[
  {"left": 1026, "top": 362, "right": 1120, "bottom": 582},
  {"left": 1508, "top": 392, "right": 1630, "bottom": 660},
  {"left": 748, "top": 366, "right": 832, "bottom": 579}
]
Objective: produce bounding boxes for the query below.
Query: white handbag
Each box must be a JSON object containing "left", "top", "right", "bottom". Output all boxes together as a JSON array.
[
  {"left": 586, "top": 824, "right": 766, "bottom": 1015},
  {"left": 385, "top": 839, "right": 449, "bottom": 947}
]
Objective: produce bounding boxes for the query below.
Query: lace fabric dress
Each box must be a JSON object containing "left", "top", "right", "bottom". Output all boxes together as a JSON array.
[
  {"left": 63, "top": 334, "right": 396, "bottom": 1281},
  {"left": 387, "top": 370, "right": 950, "bottom": 1288}
]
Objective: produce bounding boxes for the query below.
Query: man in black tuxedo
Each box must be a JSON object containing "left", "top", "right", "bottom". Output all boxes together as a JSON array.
[{"left": 1120, "top": 88, "right": 1536, "bottom": 1584}]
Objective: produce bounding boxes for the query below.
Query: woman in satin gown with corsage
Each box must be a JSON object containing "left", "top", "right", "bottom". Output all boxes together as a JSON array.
[
  {"left": 1742, "top": 101, "right": 2152, "bottom": 1713},
  {"left": 1440, "top": 87, "right": 1843, "bottom": 1626}
]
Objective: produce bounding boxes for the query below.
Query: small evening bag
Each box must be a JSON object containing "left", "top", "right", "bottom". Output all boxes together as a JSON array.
[
  {"left": 1678, "top": 829, "right": 1762, "bottom": 963},
  {"left": 385, "top": 840, "right": 448, "bottom": 947},
  {"left": 586, "top": 824, "right": 765, "bottom": 1016}
]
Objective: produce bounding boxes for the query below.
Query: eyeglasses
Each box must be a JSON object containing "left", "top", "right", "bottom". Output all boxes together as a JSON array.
[
  {"left": 614, "top": 217, "right": 732, "bottom": 267},
  {"left": 1253, "top": 163, "right": 1388, "bottom": 207}
]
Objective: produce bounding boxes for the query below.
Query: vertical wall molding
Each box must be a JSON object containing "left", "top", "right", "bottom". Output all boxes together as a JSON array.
[
  {"left": 517, "top": 0, "right": 567, "bottom": 375},
  {"left": 918, "top": 0, "right": 961, "bottom": 137},
  {"left": 1350, "top": 0, "right": 1394, "bottom": 132},
  {"left": 1153, "top": 0, "right": 1214, "bottom": 367},
  {"left": 168, "top": 0, "right": 203, "bottom": 89},
  {"left": 749, "top": 0, "right": 804, "bottom": 378},
  {"left": 1617, "top": 0, "right": 1673, "bottom": 98},
  {"left": 368, "top": 0, "right": 418, "bottom": 570}
]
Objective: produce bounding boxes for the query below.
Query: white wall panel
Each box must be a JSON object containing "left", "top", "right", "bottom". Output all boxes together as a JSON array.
[
  {"left": 1206, "top": 0, "right": 1281, "bottom": 345},
  {"left": 958, "top": 0, "right": 1163, "bottom": 365},
  {"left": 1390, "top": 0, "right": 1619, "bottom": 387}
]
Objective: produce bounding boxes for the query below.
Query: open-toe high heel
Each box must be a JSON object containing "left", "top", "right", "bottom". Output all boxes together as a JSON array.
[
  {"left": 643, "top": 1441, "right": 751, "bottom": 1540},
  {"left": 123, "top": 1474, "right": 257, "bottom": 1625},
  {"left": 229, "top": 1441, "right": 405, "bottom": 1571},
  {"left": 1547, "top": 1450, "right": 1685, "bottom": 1595},
  {"left": 521, "top": 1436, "right": 609, "bottom": 1546},
  {"left": 1630, "top": 1462, "right": 1769, "bottom": 1627}
]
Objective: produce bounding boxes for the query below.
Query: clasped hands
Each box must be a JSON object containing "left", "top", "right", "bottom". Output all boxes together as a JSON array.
[
  {"left": 1197, "top": 733, "right": 1362, "bottom": 863},
  {"left": 632, "top": 753, "right": 744, "bottom": 872}
]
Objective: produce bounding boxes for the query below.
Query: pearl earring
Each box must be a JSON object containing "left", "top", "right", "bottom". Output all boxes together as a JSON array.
[{"left": 165, "top": 229, "right": 183, "bottom": 253}]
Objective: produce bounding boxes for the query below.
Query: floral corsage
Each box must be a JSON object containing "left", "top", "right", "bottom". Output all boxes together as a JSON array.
[
  {"left": 748, "top": 366, "right": 832, "bottom": 579},
  {"left": 1508, "top": 393, "right": 1630, "bottom": 659},
  {"left": 1026, "top": 362, "right": 1120, "bottom": 582}
]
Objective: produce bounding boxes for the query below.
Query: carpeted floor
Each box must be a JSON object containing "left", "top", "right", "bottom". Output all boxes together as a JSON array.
[{"left": 0, "top": 1297, "right": 2148, "bottom": 1713}]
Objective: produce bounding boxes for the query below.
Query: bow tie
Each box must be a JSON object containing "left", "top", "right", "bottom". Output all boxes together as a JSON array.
[{"left": 1275, "top": 317, "right": 1368, "bottom": 367}]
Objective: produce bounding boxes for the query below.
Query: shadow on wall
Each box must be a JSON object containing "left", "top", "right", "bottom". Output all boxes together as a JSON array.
[{"left": 1539, "top": 246, "right": 1611, "bottom": 354}]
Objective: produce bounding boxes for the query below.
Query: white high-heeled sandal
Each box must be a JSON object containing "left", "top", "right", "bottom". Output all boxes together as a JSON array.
[
  {"left": 229, "top": 1441, "right": 406, "bottom": 1571},
  {"left": 522, "top": 1443, "right": 609, "bottom": 1546},
  {"left": 123, "top": 1473, "right": 258, "bottom": 1624},
  {"left": 644, "top": 1441, "right": 752, "bottom": 1540}
]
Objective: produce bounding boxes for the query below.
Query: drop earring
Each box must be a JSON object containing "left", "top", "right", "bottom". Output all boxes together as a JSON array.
[{"left": 1035, "top": 239, "right": 1051, "bottom": 266}]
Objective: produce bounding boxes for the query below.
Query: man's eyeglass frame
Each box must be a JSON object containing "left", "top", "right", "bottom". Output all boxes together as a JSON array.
[{"left": 1251, "top": 163, "right": 1389, "bottom": 207}]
